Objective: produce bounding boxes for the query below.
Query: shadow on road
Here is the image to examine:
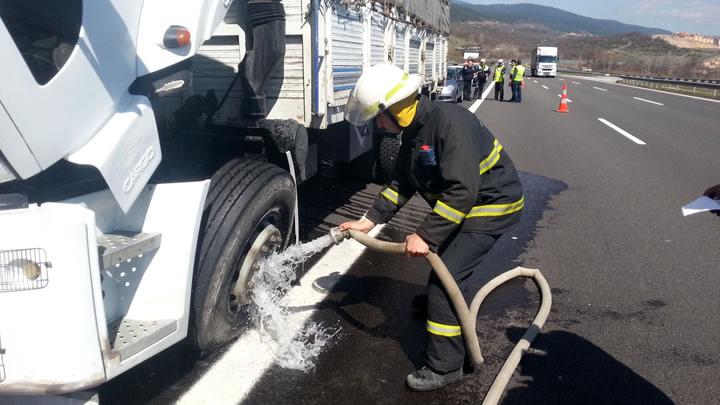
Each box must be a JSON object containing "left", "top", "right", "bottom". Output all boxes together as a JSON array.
[{"left": 502, "top": 327, "right": 674, "bottom": 405}]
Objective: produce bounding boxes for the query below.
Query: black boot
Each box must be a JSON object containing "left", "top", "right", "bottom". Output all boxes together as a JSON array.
[{"left": 406, "top": 366, "right": 463, "bottom": 391}]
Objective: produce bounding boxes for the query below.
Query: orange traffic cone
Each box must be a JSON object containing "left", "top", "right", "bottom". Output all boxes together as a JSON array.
[{"left": 557, "top": 84, "right": 569, "bottom": 113}]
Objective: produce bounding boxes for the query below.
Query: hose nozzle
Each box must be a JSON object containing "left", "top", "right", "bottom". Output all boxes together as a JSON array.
[{"left": 329, "top": 227, "right": 350, "bottom": 245}]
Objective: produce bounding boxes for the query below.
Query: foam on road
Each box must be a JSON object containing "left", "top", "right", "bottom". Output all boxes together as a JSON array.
[{"left": 177, "top": 226, "right": 385, "bottom": 405}]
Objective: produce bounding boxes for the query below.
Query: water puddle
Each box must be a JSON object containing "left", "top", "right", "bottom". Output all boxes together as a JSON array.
[{"left": 250, "top": 234, "right": 338, "bottom": 371}]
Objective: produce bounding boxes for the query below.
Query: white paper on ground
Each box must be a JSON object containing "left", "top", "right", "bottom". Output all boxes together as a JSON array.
[{"left": 682, "top": 196, "right": 720, "bottom": 216}]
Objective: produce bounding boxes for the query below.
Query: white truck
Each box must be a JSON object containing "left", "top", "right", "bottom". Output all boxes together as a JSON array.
[
  {"left": 530, "top": 46, "right": 558, "bottom": 78},
  {"left": 0, "top": 0, "right": 448, "bottom": 397}
]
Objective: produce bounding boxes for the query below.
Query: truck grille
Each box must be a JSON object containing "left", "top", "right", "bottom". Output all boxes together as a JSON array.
[{"left": 0, "top": 248, "right": 50, "bottom": 293}]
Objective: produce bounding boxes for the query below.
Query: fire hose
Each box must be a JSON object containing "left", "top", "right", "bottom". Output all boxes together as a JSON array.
[{"left": 329, "top": 228, "right": 552, "bottom": 405}]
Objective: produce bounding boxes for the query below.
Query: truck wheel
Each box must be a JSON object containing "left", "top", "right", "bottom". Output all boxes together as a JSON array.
[
  {"left": 378, "top": 134, "right": 401, "bottom": 182},
  {"left": 191, "top": 158, "right": 295, "bottom": 352}
]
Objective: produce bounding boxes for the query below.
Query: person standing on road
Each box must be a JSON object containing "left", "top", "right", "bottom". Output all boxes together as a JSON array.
[
  {"left": 342, "top": 64, "right": 524, "bottom": 392},
  {"left": 508, "top": 60, "right": 518, "bottom": 102},
  {"left": 511, "top": 59, "right": 526, "bottom": 103},
  {"left": 461, "top": 59, "right": 476, "bottom": 101},
  {"left": 493, "top": 59, "right": 506, "bottom": 101},
  {"left": 473, "top": 58, "right": 490, "bottom": 100}
]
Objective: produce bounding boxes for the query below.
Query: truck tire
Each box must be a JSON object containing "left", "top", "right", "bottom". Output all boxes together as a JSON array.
[
  {"left": 191, "top": 158, "right": 295, "bottom": 352},
  {"left": 348, "top": 149, "right": 379, "bottom": 183},
  {"left": 378, "top": 134, "right": 401, "bottom": 182}
]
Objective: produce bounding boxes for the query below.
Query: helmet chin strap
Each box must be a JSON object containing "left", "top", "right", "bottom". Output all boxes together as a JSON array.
[{"left": 383, "top": 109, "right": 401, "bottom": 127}]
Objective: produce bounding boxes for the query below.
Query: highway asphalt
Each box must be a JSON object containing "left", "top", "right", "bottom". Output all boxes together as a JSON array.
[
  {"left": 59, "top": 75, "right": 720, "bottom": 404},
  {"left": 470, "top": 75, "right": 720, "bottom": 404}
]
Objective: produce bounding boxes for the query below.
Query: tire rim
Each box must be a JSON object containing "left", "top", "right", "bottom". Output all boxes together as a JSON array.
[{"left": 230, "top": 224, "right": 282, "bottom": 308}]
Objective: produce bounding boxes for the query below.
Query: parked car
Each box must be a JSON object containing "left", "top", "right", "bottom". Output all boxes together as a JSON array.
[{"left": 436, "top": 66, "right": 465, "bottom": 103}]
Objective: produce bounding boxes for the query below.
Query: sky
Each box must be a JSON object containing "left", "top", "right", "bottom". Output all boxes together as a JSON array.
[{"left": 465, "top": 0, "right": 720, "bottom": 36}]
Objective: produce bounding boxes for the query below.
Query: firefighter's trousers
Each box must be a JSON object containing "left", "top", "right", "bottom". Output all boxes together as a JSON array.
[{"left": 425, "top": 232, "right": 499, "bottom": 373}]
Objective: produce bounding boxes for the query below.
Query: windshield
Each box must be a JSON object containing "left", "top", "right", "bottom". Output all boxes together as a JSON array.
[
  {"left": 539, "top": 55, "right": 558, "bottom": 63},
  {"left": 446, "top": 68, "right": 462, "bottom": 80}
]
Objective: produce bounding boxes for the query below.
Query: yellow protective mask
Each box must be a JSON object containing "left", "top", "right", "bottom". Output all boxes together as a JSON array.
[{"left": 388, "top": 95, "right": 418, "bottom": 128}]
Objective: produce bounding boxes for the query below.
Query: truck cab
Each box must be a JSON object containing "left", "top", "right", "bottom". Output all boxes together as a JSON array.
[{"left": 531, "top": 46, "right": 558, "bottom": 78}]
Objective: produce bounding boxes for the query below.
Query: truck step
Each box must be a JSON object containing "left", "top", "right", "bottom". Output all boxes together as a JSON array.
[
  {"left": 97, "top": 231, "right": 162, "bottom": 270},
  {"left": 109, "top": 318, "right": 177, "bottom": 361}
]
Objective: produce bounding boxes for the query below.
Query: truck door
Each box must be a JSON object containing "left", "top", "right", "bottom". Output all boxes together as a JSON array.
[{"left": 0, "top": 0, "right": 143, "bottom": 177}]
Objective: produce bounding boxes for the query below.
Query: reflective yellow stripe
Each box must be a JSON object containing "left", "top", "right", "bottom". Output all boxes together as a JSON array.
[
  {"left": 426, "top": 320, "right": 462, "bottom": 337},
  {"left": 385, "top": 73, "right": 409, "bottom": 101},
  {"left": 381, "top": 188, "right": 399, "bottom": 205},
  {"left": 479, "top": 139, "right": 503, "bottom": 175},
  {"left": 380, "top": 187, "right": 409, "bottom": 206},
  {"left": 433, "top": 201, "right": 466, "bottom": 224},
  {"left": 467, "top": 197, "right": 524, "bottom": 218}
]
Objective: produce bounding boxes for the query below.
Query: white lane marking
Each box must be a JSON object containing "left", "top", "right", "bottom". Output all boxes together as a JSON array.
[
  {"left": 469, "top": 82, "right": 495, "bottom": 113},
  {"left": 612, "top": 82, "right": 720, "bottom": 103},
  {"left": 178, "top": 226, "right": 386, "bottom": 404},
  {"left": 557, "top": 95, "right": 573, "bottom": 103},
  {"left": 593, "top": 86, "right": 608, "bottom": 92},
  {"left": 532, "top": 80, "right": 538, "bottom": 84},
  {"left": 559, "top": 78, "right": 565, "bottom": 81},
  {"left": 633, "top": 96, "right": 664, "bottom": 106},
  {"left": 541, "top": 85, "right": 549, "bottom": 90},
  {"left": 572, "top": 81, "right": 582, "bottom": 85},
  {"left": 561, "top": 74, "right": 720, "bottom": 104},
  {"left": 598, "top": 118, "right": 646, "bottom": 145}
]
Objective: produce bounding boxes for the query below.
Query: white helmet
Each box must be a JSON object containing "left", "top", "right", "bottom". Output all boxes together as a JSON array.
[
  {"left": 345, "top": 64, "right": 423, "bottom": 126},
  {"left": 480, "top": 58, "right": 486, "bottom": 63},
  {"left": 498, "top": 59, "right": 504, "bottom": 64}
]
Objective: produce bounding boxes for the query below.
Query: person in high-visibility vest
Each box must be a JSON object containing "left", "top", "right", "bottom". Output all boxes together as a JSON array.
[
  {"left": 511, "top": 59, "right": 526, "bottom": 103},
  {"left": 493, "top": 59, "right": 505, "bottom": 101},
  {"left": 508, "top": 60, "right": 518, "bottom": 102}
]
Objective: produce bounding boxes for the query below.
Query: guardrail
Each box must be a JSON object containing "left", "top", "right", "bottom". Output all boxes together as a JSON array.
[
  {"left": 616, "top": 74, "right": 720, "bottom": 89},
  {"left": 558, "top": 67, "right": 720, "bottom": 89}
]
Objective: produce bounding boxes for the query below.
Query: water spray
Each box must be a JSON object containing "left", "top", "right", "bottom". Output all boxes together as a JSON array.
[{"left": 329, "top": 227, "right": 552, "bottom": 405}]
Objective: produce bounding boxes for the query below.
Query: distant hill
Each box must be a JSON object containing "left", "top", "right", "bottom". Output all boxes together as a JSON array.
[{"left": 451, "top": 2, "right": 672, "bottom": 36}]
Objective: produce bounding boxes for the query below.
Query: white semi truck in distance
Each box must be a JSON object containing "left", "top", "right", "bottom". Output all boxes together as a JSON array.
[
  {"left": 0, "top": 0, "right": 448, "bottom": 397},
  {"left": 530, "top": 46, "right": 558, "bottom": 77}
]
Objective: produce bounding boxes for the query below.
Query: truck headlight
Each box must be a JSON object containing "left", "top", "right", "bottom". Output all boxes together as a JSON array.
[
  {"left": 0, "top": 155, "right": 16, "bottom": 184},
  {"left": 0, "top": 249, "right": 50, "bottom": 292}
]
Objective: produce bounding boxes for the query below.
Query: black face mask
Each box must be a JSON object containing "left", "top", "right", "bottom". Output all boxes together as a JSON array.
[{"left": 382, "top": 109, "right": 401, "bottom": 128}]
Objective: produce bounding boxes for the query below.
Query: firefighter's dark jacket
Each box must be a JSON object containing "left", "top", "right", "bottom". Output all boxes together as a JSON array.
[{"left": 366, "top": 95, "right": 524, "bottom": 251}]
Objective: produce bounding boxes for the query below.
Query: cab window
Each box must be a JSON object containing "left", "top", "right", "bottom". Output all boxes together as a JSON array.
[{"left": 0, "top": 0, "right": 82, "bottom": 85}]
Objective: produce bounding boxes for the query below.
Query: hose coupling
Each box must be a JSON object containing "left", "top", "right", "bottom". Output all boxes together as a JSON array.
[{"left": 329, "top": 227, "right": 350, "bottom": 245}]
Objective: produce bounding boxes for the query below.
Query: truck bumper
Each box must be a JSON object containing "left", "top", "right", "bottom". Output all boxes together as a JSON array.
[{"left": 0, "top": 204, "right": 107, "bottom": 394}]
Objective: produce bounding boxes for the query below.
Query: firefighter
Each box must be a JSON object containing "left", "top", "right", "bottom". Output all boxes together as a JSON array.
[
  {"left": 493, "top": 59, "right": 506, "bottom": 101},
  {"left": 461, "top": 58, "right": 476, "bottom": 101},
  {"left": 342, "top": 64, "right": 524, "bottom": 391},
  {"left": 473, "top": 58, "right": 490, "bottom": 99}
]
